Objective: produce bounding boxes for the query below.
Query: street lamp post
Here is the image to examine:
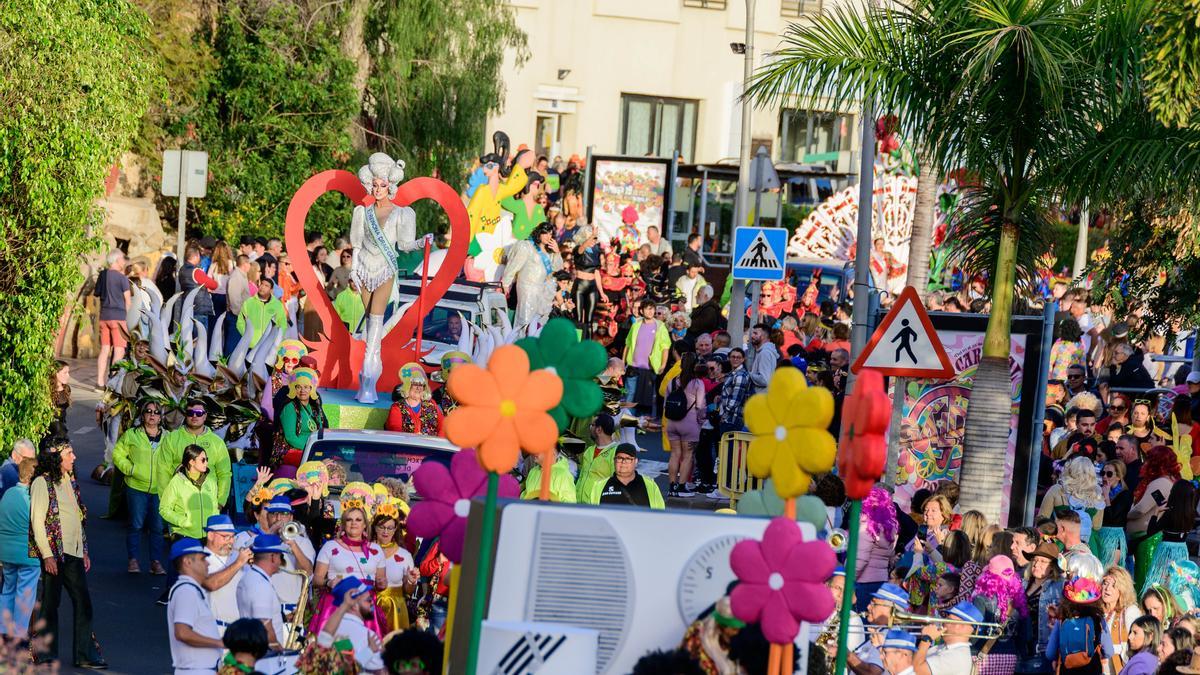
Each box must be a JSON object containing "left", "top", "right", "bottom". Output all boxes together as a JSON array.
[{"left": 729, "top": 0, "right": 757, "bottom": 350}]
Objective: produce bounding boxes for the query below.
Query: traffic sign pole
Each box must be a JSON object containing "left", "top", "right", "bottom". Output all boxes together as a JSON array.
[{"left": 175, "top": 152, "right": 188, "bottom": 261}]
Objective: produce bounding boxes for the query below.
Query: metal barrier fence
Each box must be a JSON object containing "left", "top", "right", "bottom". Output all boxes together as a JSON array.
[{"left": 716, "top": 431, "right": 764, "bottom": 507}]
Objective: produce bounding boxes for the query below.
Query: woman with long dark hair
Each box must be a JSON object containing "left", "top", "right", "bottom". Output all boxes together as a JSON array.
[
  {"left": 274, "top": 368, "right": 327, "bottom": 468},
  {"left": 159, "top": 444, "right": 220, "bottom": 540},
  {"left": 665, "top": 352, "right": 706, "bottom": 498}
]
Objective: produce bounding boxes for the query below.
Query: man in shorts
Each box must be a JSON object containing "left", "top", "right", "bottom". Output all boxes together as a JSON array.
[{"left": 94, "top": 249, "right": 130, "bottom": 388}]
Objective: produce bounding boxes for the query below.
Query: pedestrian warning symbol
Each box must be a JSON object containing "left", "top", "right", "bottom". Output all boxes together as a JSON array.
[
  {"left": 732, "top": 226, "right": 787, "bottom": 281},
  {"left": 851, "top": 286, "right": 954, "bottom": 378}
]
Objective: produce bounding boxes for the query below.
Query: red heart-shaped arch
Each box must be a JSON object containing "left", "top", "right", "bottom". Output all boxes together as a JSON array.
[{"left": 284, "top": 171, "right": 469, "bottom": 392}]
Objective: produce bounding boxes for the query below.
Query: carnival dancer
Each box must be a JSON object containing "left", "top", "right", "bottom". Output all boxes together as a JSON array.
[
  {"left": 880, "top": 629, "right": 918, "bottom": 675},
  {"left": 573, "top": 225, "right": 602, "bottom": 339},
  {"left": 273, "top": 367, "right": 327, "bottom": 468},
  {"left": 371, "top": 503, "right": 419, "bottom": 633},
  {"left": 349, "top": 152, "right": 431, "bottom": 403},
  {"left": 200, "top": 515, "right": 252, "bottom": 636},
  {"left": 236, "top": 534, "right": 291, "bottom": 650},
  {"left": 385, "top": 363, "right": 444, "bottom": 436},
  {"left": 261, "top": 339, "right": 307, "bottom": 428},
  {"left": 855, "top": 486, "right": 900, "bottom": 611},
  {"left": 912, "top": 600, "right": 981, "bottom": 675},
  {"left": 310, "top": 506, "right": 385, "bottom": 637},
  {"left": 679, "top": 595, "right": 742, "bottom": 674},
  {"left": 500, "top": 169, "right": 546, "bottom": 241},
  {"left": 970, "top": 555, "right": 1028, "bottom": 675},
  {"left": 501, "top": 221, "right": 563, "bottom": 328},
  {"left": 166, "top": 538, "right": 224, "bottom": 675}
]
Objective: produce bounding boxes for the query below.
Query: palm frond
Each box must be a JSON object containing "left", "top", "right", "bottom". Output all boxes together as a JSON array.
[{"left": 943, "top": 185, "right": 1053, "bottom": 287}]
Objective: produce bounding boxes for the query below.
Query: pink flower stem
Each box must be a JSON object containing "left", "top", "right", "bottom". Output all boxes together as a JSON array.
[
  {"left": 835, "top": 498, "right": 863, "bottom": 675},
  {"left": 465, "top": 472, "right": 500, "bottom": 674}
]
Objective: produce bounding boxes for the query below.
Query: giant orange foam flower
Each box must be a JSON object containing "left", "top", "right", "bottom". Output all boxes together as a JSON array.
[{"left": 444, "top": 345, "right": 563, "bottom": 473}]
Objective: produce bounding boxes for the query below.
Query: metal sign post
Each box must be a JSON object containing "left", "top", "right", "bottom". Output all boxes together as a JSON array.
[{"left": 162, "top": 149, "right": 209, "bottom": 260}]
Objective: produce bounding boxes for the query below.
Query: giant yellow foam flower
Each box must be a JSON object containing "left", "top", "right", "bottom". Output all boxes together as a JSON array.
[{"left": 743, "top": 368, "right": 836, "bottom": 498}]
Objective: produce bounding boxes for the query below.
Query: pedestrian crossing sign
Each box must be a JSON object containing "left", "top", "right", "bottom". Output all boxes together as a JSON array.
[
  {"left": 851, "top": 286, "right": 955, "bottom": 378},
  {"left": 732, "top": 226, "right": 786, "bottom": 281}
]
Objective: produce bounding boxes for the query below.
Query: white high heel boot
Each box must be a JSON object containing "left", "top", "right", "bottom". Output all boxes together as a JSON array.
[{"left": 356, "top": 314, "right": 384, "bottom": 403}]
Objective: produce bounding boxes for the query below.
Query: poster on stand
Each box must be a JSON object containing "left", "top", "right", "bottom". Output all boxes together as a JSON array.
[{"left": 586, "top": 155, "right": 673, "bottom": 245}]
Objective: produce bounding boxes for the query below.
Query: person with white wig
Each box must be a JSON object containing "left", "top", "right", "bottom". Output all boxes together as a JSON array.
[
  {"left": 1038, "top": 455, "right": 1106, "bottom": 544},
  {"left": 349, "top": 152, "right": 431, "bottom": 403}
]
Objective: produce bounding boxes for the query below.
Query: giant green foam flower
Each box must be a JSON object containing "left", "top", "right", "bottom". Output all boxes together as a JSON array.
[{"left": 515, "top": 318, "right": 607, "bottom": 431}]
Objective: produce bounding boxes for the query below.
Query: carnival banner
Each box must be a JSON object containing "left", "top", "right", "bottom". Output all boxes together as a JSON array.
[
  {"left": 588, "top": 157, "right": 669, "bottom": 244},
  {"left": 892, "top": 331, "right": 1027, "bottom": 523}
]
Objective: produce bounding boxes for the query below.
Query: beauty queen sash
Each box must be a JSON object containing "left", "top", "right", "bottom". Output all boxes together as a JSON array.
[{"left": 365, "top": 206, "right": 400, "bottom": 278}]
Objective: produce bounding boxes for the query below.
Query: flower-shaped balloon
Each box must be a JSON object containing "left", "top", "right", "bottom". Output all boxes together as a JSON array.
[
  {"left": 837, "top": 368, "right": 892, "bottom": 499},
  {"left": 515, "top": 317, "right": 607, "bottom": 431},
  {"left": 444, "top": 344, "right": 563, "bottom": 473},
  {"left": 744, "top": 368, "right": 836, "bottom": 498},
  {"left": 406, "top": 449, "right": 519, "bottom": 563},
  {"left": 730, "top": 517, "right": 836, "bottom": 644},
  {"left": 737, "top": 480, "right": 826, "bottom": 530}
]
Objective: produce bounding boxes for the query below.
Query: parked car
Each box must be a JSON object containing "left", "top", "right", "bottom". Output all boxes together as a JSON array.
[
  {"left": 784, "top": 258, "right": 859, "bottom": 305},
  {"left": 301, "top": 429, "right": 458, "bottom": 499}
]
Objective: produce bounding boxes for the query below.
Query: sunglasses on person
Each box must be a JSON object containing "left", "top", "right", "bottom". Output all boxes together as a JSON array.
[
  {"left": 1102, "top": 470, "right": 1116, "bottom": 478},
  {"left": 1067, "top": 373, "right": 1084, "bottom": 379},
  {"left": 144, "top": 408, "right": 162, "bottom": 415},
  {"left": 186, "top": 409, "right": 207, "bottom": 417},
  {"left": 1110, "top": 405, "right": 1127, "bottom": 412}
]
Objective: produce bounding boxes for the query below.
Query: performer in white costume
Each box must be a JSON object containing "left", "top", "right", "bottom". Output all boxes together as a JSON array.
[
  {"left": 350, "top": 153, "right": 431, "bottom": 403},
  {"left": 501, "top": 221, "right": 563, "bottom": 328}
]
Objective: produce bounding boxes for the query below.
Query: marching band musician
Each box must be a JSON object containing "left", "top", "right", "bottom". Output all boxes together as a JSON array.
[
  {"left": 813, "top": 566, "right": 867, "bottom": 661},
  {"left": 200, "top": 515, "right": 252, "bottom": 635},
  {"left": 319, "top": 577, "right": 385, "bottom": 672},
  {"left": 844, "top": 582, "right": 911, "bottom": 675},
  {"left": 166, "top": 538, "right": 223, "bottom": 675},
  {"left": 912, "top": 600, "right": 980, "bottom": 675},
  {"left": 236, "top": 534, "right": 291, "bottom": 650},
  {"left": 263, "top": 495, "right": 314, "bottom": 622},
  {"left": 880, "top": 629, "right": 919, "bottom": 675}
]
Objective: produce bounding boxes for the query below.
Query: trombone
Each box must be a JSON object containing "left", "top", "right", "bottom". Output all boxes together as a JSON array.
[{"left": 888, "top": 609, "right": 1005, "bottom": 640}]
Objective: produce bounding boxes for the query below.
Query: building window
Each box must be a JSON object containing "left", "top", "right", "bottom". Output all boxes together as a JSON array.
[
  {"left": 619, "top": 94, "right": 698, "bottom": 161},
  {"left": 781, "top": 0, "right": 823, "bottom": 16},
  {"left": 683, "top": 0, "right": 727, "bottom": 8},
  {"left": 779, "top": 108, "right": 853, "bottom": 163}
]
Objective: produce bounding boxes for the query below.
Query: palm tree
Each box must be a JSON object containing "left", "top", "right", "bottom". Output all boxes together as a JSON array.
[{"left": 745, "top": 0, "right": 1171, "bottom": 521}]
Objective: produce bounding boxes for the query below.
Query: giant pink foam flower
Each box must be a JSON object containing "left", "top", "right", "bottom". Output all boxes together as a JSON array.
[
  {"left": 406, "top": 449, "right": 519, "bottom": 564},
  {"left": 729, "top": 517, "right": 836, "bottom": 644}
]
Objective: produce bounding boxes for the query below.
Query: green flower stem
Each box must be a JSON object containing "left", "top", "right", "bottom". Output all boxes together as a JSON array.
[
  {"left": 465, "top": 472, "right": 499, "bottom": 674},
  {"left": 834, "top": 498, "right": 862, "bottom": 675}
]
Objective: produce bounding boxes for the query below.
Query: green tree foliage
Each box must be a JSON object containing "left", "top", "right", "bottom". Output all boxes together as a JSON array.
[
  {"left": 1144, "top": 0, "right": 1200, "bottom": 127},
  {"left": 367, "top": 0, "right": 528, "bottom": 182},
  {"left": 172, "top": 0, "right": 360, "bottom": 243},
  {"left": 0, "top": 0, "right": 160, "bottom": 449}
]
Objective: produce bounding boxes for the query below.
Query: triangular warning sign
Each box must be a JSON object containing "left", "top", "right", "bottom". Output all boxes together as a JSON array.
[
  {"left": 851, "top": 286, "right": 954, "bottom": 378},
  {"left": 735, "top": 230, "right": 781, "bottom": 270}
]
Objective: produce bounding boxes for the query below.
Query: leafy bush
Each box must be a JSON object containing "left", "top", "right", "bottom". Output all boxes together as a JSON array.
[{"left": 0, "top": 0, "right": 160, "bottom": 450}]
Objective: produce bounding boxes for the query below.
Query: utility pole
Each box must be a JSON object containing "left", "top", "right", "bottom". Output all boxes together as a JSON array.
[
  {"left": 729, "top": 0, "right": 756, "bottom": 350},
  {"left": 847, "top": 106, "right": 876, "bottom": 389},
  {"left": 1072, "top": 201, "right": 1089, "bottom": 281}
]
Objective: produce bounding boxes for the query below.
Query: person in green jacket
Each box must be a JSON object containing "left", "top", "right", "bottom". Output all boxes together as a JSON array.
[
  {"left": 157, "top": 400, "right": 231, "bottom": 510},
  {"left": 583, "top": 444, "right": 665, "bottom": 509},
  {"left": 521, "top": 454, "right": 577, "bottom": 503},
  {"left": 237, "top": 278, "right": 287, "bottom": 348},
  {"left": 275, "top": 368, "right": 326, "bottom": 467},
  {"left": 623, "top": 299, "right": 671, "bottom": 415},
  {"left": 333, "top": 279, "right": 366, "bottom": 332},
  {"left": 576, "top": 415, "right": 619, "bottom": 498},
  {"left": 158, "top": 444, "right": 221, "bottom": 539},
  {"left": 111, "top": 401, "right": 167, "bottom": 574}
]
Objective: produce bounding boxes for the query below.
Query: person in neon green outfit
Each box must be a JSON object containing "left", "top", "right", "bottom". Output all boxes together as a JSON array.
[
  {"left": 158, "top": 444, "right": 221, "bottom": 538},
  {"left": 501, "top": 171, "right": 546, "bottom": 241},
  {"left": 583, "top": 444, "right": 664, "bottom": 509},
  {"left": 520, "top": 453, "right": 577, "bottom": 503},
  {"left": 576, "top": 415, "right": 619, "bottom": 498},
  {"left": 157, "top": 400, "right": 231, "bottom": 510},
  {"left": 237, "top": 277, "right": 286, "bottom": 348},
  {"left": 333, "top": 279, "right": 365, "bottom": 332}
]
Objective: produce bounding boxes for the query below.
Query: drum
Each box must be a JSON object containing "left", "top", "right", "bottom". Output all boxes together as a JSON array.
[{"left": 256, "top": 650, "right": 301, "bottom": 675}]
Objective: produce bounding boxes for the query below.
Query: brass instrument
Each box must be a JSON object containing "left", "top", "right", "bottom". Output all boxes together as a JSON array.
[
  {"left": 887, "top": 609, "right": 1005, "bottom": 640},
  {"left": 278, "top": 568, "right": 312, "bottom": 651},
  {"left": 825, "top": 528, "right": 849, "bottom": 554},
  {"left": 280, "top": 521, "right": 303, "bottom": 542}
]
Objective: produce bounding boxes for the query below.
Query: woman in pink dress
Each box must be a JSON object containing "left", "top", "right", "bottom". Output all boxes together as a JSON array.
[{"left": 308, "top": 507, "right": 386, "bottom": 637}]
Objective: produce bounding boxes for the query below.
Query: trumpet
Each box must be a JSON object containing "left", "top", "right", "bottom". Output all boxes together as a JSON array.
[
  {"left": 888, "top": 609, "right": 1005, "bottom": 640},
  {"left": 280, "top": 521, "right": 303, "bottom": 541}
]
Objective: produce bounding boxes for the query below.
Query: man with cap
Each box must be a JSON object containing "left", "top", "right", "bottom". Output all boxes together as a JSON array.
[
  {"left": 166, "top": 538, "right": 223, "bottom": 674},
  {"left": 846, "top": 583, "right": 911, "bottom": 675},
  {"left": 912, "top": 600, "right": 979, "bottom": 674},
  {"left": 812, "top": 566, "right": 867, "bottom": 662},
  {"left": 583, "top": 443, "right": 665, "bottom": 509},
  {"left": 575, "top": 415, "right": 619, "bottom": 498},
  {"left": 259, "top": 495, "right": 314, "bottom": 621},
  {"left": 880, "top": 629, "right": 917, "bottom": 675},
  {"left": 199, "top": 515, "right": 252, "bottom": 635},
  {"left": 316, "top": 578, "right": 384, "bottom": 672},
  {"left": 236, "top": 534, "right": 290, "bottom": 650}
]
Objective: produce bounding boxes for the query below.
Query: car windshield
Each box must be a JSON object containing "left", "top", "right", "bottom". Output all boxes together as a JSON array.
[{"left": 306, "top": 438, "right": 455, "bottom": 498}]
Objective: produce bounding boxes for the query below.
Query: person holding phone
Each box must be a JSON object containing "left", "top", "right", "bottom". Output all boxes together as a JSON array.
[
  {"left": 1127, "top": 446, "right": 1181, "bottom": 591},
  {"left": 1142, "top": 480, "right": 1197, "bottom": 595}
]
